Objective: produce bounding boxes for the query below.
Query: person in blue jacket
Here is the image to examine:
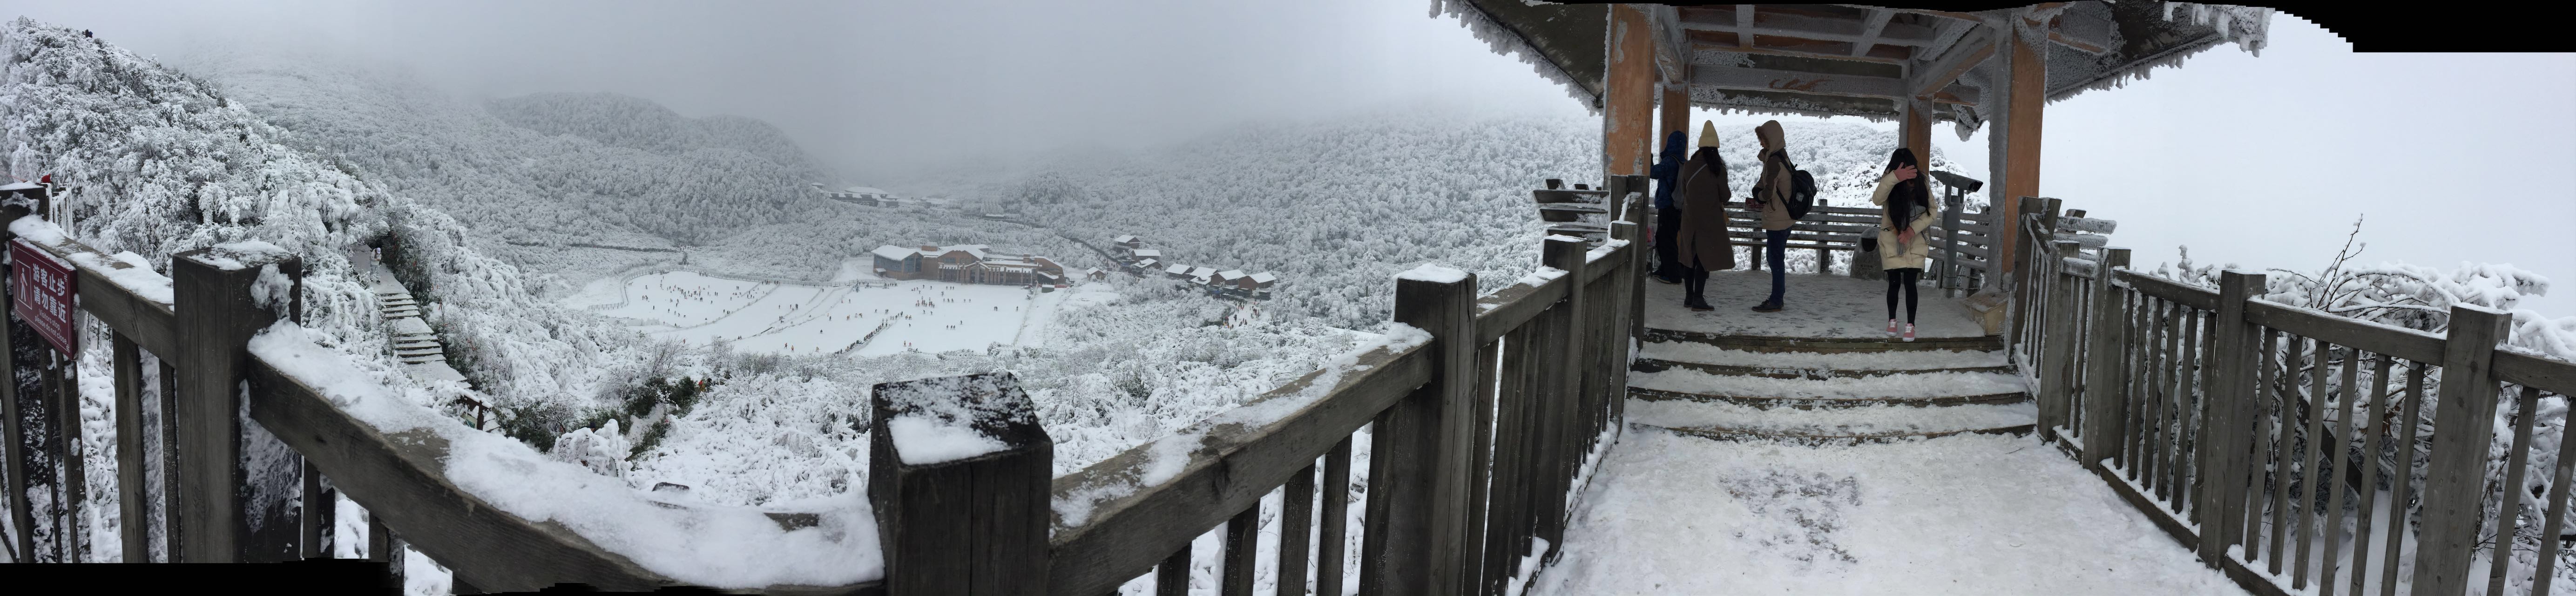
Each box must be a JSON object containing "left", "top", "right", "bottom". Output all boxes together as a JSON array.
[{"left": 1649, "top": 130, "right": 1688, "bottom": 284}]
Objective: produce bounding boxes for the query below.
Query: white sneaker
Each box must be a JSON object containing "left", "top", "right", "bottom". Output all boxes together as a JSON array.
[
  {"left": 1902, "top": 323, "right": 1916, "bottom": 342},
  {"left": 1885, "top": 318, "right": 1899, "bottom": 337}
]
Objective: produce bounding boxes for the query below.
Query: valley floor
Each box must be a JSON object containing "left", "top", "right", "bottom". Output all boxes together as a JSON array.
[{"left": 1527, "top": 427, "right": 2245, "bottom": 596}]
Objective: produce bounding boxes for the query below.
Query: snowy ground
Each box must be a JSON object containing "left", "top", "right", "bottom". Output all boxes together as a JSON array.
[
  {"left": 1526, "top": 429, "right": 2244, "bottom": 595},
  {"left": 1644, "top": 271, "right": 1984, "bottom": 339},
  {"left": 572, "top": 268, "right": 1112, "bottom": 357}
]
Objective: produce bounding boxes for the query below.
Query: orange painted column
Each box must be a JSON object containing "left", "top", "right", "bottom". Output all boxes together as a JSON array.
[
  {"left": 1900, "top": 100, "right": 1933, "bottom": 168},
  {"left": 1997, "top": 18, "right": 2047, "bottom": 274},
  {"left": 1661, "top": 83, "right": 1690, "bottom": 150},
  {"left": 1602, "top": 4, "right": 1657, "bottom": 179}
]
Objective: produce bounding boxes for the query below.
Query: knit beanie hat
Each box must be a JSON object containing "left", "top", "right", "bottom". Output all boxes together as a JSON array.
[{"left": 1697, "top": 121, "right": 1720, "bottom": 148}]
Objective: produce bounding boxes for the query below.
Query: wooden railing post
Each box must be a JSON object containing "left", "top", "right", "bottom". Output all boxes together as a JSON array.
[
  {"left": 868, "top": 372, "right": 1052, "bottom": 595},
  {"left": 1610, "top": 220, "right": 1640, "bottom": 437},
  {"left": 113, "top": 332, "right": 149, "bottom": 561},
  {"left": 1940, "top": 192, "right": 1965, "bottom": 295},
  {"left": 2038, "top": 240, "right": 2080, "bottom": 440},
  {"left": 1535, "top": 236, "right": 1587, "bottom": 557},
  {"left": 2080, "top": 248, "right": 2133, "bottom": 466},
  {"left": 2196, "top": 270, "right": 2264, "bottom": 565},
  {"left": 169, "top": 248, "right": 300, "bottom": 563},
  {"left": 2410, "top": 305, "right": 2514, "bottom": 596},
  {"left": 2007, "top": 196, "right": 2060, "bottom": 360},
  {"left": 1361, "top": 264, "right": 1476, "bottom": 596}
]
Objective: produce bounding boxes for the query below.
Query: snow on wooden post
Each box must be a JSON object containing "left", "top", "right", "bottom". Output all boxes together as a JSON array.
[
  {"left": 169, "top": 246, "right": 302, "bottom": 563},
  {"left": 1535, "top": 237, "right": 1587, "bottom": 551},
  {"left": 868, "top": 372, "right": 1052, "bottom": 595},
  {"left": 1361, "top": 263, "right": 1476, "bottom": 596},
  {"left": 2410, "top": 305, "right": 2514, "bottom": 596},
  {"left": 2079, "top": 248, "right": 2133, "bottom": 467},
  {"left": 2197, "top": 270, "right": 2264, "bottom": 564}
]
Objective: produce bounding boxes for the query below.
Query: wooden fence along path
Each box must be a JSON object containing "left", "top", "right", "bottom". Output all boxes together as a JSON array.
[
  {"left": 0, "top": 174, "right": 1652, "bottom": 596},
  {"left": 9, "top": 168, "right": 2576, "bottom": 596},
  {"left": 2009, "top": 195, "right": 2576, "bottom": 596}
]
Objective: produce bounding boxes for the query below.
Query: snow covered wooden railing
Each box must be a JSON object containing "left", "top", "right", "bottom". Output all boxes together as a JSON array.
[
  {"left": 1716, "top": 195, "right": 1999, "bottom": 289},
  {"left": 2008, "top": 193, "right": 2576, "bottom": 596},
  {"left": 1004, "top": 186, "right": 1648, "bottom": 596}
]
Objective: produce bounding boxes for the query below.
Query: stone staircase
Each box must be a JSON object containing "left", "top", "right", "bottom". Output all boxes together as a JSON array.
[{"left": 1626, "top": 332, "right": 2034, "bottom": 445}]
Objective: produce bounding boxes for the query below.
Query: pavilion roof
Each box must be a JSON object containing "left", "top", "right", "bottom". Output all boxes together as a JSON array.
[{"left": 1433, "top": 2, "right": 2271, "bottom": 135}]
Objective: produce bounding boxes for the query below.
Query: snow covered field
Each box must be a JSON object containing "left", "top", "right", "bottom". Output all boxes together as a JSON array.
[
  {"left": 1527, "top": 429, "right": 2244, "bottom": 595},
  {"left": 572, "top": 269, "right": 1113, "bottom": 357}
]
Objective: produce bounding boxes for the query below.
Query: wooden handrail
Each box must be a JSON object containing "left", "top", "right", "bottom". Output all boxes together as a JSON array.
[
  {"left": 1046, "top": 341, "right": 1433, "bottom": 596},
  {"left": 243, "top": 354, "right": 674, "bottom": 592},
  {"left": 2241, "top": 298, "right": 2447, "bottom": 365},
  {"left": 2111, "top": 270, "right": 2220, "bottom": 311},
  {"left": 2495, "top": 351, "right": 2576, "bottom": 397}
]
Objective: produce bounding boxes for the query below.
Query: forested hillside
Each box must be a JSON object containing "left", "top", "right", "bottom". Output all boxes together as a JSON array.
[{"left": 208, "top": 63, "right": 829, "bottom": 247}]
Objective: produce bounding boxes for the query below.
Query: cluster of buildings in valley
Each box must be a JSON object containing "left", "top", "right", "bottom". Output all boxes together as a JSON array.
[
  {"left": 813, "top": 184, "right": 949, "bottom": 208},
  {"left": 871, "top": 244, "right": 1075, "bottom": 287},
  {"left": 1109, "top": 235, "right": 1278, "bottom": 299}
]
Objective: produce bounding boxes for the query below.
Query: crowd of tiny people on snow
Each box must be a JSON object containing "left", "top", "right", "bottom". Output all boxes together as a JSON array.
[{"left": 1649, "top": 120, "right": 1939, "bottom": 341}]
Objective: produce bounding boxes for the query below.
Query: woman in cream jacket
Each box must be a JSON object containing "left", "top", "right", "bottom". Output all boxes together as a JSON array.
[{"left": 1870, "top": 148, "right": 1935, "bottom": 340}]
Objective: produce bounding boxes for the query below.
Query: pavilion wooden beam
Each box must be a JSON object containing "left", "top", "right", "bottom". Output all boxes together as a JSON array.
[
  {"left": 2048, "top": 10, "right": 2116, "bottom": 55},
  {"left": 1680, "top": 6, "right": 1940, "bottom": 47},
  {"left": 1850, "top": 8, "right": 1893, "bottom": 57},
  {"left": 1841, "top": 6, "right": 1987, "bottom": 24},
  {"left": 1928, "top": 84, "right": 1980, "bottom": 107},
  {"left": 1907, "top": 27, "right": 1996, "bottom": 97},
  {"left": 1689, "top": 39, "right": 1909, "bottom": 66},
  {"left": 1733, "top": 4, "right": 1752, "bottom": 49},
  {"left": 1604, "top": 5, "right": 1659, "bottom": 178},
  {"left": 1690, "top": 64, "right": 1905, "bottom": 100}
]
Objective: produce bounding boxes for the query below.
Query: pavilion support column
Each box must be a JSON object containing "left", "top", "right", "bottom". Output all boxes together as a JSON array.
[
  {"left": 1602, "top": 4, "right": 1657, "bottom": 190},
  {"left": 1660, "top": 82, "right": 1690, "bottom": 149},
  {"left": 1900, "top": 99, "right": 1934, "bottom": 167},
  {"left": 1996, "top": 13, "right": 2049, "bottom": 276}
]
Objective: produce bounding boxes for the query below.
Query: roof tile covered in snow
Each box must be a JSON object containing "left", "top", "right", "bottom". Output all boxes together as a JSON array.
[
  {"left": 1248, "top": 272, "right": 1277, "bottom": 284},
  {"left": 1112, "top": 235, "right": 1139, "bottom": 244},
  {"left": 1216, "top": 270, "right": 1246, "bottom": 280},
  {"left": 1189, "top": 267, "right": 1217, "bottom": 278},
  {"left": 870, "top": 245, "right": 917, "bottom": 261},
  {"left": 1129, "top": 249, "right": 1161, "bottom": 258},
  {"left": 1165, "top": 264, "right": 1190, "bottom": 275}
]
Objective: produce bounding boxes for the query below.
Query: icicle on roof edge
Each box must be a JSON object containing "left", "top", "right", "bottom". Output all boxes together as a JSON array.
[{"left": 2046, "top": 3, "right": 2274, "bottom": 104}]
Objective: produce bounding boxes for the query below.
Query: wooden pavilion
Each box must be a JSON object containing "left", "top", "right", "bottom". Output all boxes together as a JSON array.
[{"left": 1433, "top": 0, "right": 2270, "bottom": 276}]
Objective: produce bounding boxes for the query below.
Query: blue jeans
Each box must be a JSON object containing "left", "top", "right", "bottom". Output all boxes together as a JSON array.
[{"left": 1765, "top": 229, "right": 1789, "bottom": 304}]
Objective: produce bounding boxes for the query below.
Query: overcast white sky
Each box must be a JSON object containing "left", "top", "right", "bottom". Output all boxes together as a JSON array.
[{"left": 10, "top": 3, "right": 2572, "bottom": 313}]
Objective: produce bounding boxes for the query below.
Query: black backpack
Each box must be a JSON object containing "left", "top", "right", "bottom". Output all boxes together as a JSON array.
[{"left": 1770, "top": 153, "right": 1819, "bottom": 220}]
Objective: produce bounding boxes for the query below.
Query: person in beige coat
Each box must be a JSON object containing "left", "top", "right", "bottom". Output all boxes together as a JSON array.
[
  {"left": 1671, "top": 121, "right": 1736, "bottom": 311},
  {"left": 1746, "top": 121, "right": 1797, "bottom": 312},
  {"left": 1870, "top": 147, "right": 1936, "bottom": 340}
]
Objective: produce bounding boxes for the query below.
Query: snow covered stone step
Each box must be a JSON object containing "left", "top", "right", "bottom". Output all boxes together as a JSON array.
[
  {"left": 1626, "top": 398, "right": 2036, "bottom": 445},
  {"left": 1634, "top": 341, "right": 2011, "bottom": 379},
  {"left": 392, "top": 333, "right": 437, "bottom": 343},
  {"left": 1627, "top": 367, "right": 2026, "bottom": 409},
  {"left": 394, "top": 346, "right": 444, "bottom": 357},
  {"left": 1641, "top": 325, "right": 2002, "bottom": 353},
  {"left": 399, "top": 354, "right": 446, "bottom": 365},
  {"left": 381, "top": 307, "right": 422, "bottom": 317},
  {"left": 392, "top": 339, "right": 441, "bottom": 350}
]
